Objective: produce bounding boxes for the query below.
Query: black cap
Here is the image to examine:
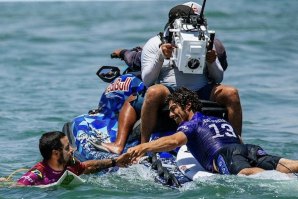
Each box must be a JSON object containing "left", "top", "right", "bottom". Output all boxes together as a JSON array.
[{"left": 168, "top": 5, "right": 195, "bottom": 24}]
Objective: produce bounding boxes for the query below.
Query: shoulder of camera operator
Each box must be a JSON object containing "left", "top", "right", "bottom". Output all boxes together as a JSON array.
[
  {"left": 205, "top": 48, "right": 224, "bottom": 84},
  {"left": 141, "top": 35, "right": 168, "bottom": 87}
]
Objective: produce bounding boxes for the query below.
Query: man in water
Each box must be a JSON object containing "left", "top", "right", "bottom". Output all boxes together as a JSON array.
[
  {"left": 17, "top": 131, "right": 129, "bottom": 186},
  {"left": 126, "top": 88, "right": 298, "bottom": 175}
]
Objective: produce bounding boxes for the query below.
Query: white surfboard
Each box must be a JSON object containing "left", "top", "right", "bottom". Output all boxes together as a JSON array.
[
  {"left": 36, "top": 170, "right": 85, "bottom": 188},
  {"left": 176, "top": 145, "right": 215, "bottom": 180}
]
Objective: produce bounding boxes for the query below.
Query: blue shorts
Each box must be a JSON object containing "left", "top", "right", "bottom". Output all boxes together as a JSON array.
[
  {"left": 130, "top": 90, "right": 145, "bottom": 118},
  {"left": 195, "top": 83, "right": 216, "bottom": 100},
  {"left": 214, "top": 144, "right": 281, "bottom": 175}
]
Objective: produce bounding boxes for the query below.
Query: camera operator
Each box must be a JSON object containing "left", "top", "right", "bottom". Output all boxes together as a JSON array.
[
  {"left": 139, "top": 2, "right": 242, "bottom": 144},
  {"left": 102, "top": 2, "right": 242, "bottom": 155}
]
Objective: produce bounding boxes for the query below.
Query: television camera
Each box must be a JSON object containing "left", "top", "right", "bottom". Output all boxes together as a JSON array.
[{"left": 170, "top": 0, "right": 215, "bottom": 74}]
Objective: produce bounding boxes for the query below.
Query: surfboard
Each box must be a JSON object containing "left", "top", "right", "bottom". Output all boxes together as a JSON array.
[
  {"left": 176, "top": 145, "right": 215, "bottom": 180},
  {"left": 36, "top": 170, "right": 85, "bottom": 188}
]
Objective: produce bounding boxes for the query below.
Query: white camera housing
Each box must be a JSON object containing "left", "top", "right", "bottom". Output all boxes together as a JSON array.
[{"left": 170, "top": 18, "right": 213, "bottom": 74}]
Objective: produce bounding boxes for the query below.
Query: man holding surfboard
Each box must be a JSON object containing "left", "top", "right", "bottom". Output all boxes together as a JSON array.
[
  {"left": 17, "top": 131, "right": 129, "bottom": 186},
  {"left": 126, "top": 88, "right": 298, "bottom": 176}
]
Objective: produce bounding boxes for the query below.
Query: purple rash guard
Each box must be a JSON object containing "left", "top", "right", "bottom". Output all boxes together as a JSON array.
[
  {"left": 17, "top": 161, "right": 85, "bottom": 186},
  {"left": 177, "top": 112, "right": 241, "bottom": 172}
]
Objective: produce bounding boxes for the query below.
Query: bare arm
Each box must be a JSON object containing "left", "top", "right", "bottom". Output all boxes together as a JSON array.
[
  {"left": 127, "top": 132, "right": 187, "bottom": 162},
  {"left": 83, "top": 153, "right": 131, "bottom": 174}
]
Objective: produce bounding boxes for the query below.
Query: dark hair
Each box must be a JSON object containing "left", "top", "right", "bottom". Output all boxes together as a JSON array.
[
  {"left": 166, "top": 87, "right": 202, "bottom": 112},
  {"left": 39, "top": 131, "right": 66, "bottom": 160}
]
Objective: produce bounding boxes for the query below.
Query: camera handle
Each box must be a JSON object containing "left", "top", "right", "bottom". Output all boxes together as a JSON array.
[{"left": 207, "top": 31, "right": 215, "bottom": 51}]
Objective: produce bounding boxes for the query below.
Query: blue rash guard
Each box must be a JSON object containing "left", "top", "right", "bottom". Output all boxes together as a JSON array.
[{"left": 177, "top": 112, "right": 241, "bottom": 172}]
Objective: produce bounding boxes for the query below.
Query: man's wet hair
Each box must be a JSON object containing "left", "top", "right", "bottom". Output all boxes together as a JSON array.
[
  {"left": 166, "top": 87, "right": 202, "bottom": 112},
  {"left": 39, "top": 131, "right": 66, "bottom": 160}
]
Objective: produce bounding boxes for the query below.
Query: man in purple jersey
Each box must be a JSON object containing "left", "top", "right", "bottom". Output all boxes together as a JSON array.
[
  {"left": 17, "top": 131, "right": 129, "bottom": 186},
  {"left": 126, "top": 88, "right": 298, "bottom": 175}
]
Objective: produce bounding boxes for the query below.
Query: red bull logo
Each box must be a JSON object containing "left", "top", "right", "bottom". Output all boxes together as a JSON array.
[{"left": 105, "top": 77, "right": 132, "bottom": 93}]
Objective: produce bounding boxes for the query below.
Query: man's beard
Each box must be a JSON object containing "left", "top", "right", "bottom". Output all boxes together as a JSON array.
[{"left": 57, "top": 152, "right": 70, "bottom": 165}]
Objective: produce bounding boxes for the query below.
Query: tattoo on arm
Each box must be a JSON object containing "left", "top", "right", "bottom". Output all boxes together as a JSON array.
[{"left": 83, "top": 159, "right": 114, "bottom": 174}]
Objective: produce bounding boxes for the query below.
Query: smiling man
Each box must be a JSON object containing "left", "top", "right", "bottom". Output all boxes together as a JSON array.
[
  {"left": 17, "top": 131, "right": 129, "bottom": 186},
  {"left": 127, "top": 88, "right": 298, "bottom": 176}
]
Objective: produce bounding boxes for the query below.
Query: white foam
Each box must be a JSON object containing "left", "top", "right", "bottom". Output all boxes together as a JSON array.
[{"left": 241, "top": 170, "right": 297, "bottom": 181}]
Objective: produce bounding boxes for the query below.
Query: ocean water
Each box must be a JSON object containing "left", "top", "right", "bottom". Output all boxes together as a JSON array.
[{"left": 1, "top": 0, "right": 298, "bottom": 198}]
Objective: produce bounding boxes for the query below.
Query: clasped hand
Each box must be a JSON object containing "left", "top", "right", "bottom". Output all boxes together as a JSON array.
[{"left": 116, "top": 145, "right": 147, "bottom": 166}]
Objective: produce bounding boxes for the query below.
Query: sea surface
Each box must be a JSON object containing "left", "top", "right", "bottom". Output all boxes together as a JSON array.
[{"left": 1, "top": 0, "right": 298, "bottom": 198}]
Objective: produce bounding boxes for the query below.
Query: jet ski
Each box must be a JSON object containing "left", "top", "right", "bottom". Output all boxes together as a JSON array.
[{"left": 62, "top": 65, "right": 226, "bottom": 188}]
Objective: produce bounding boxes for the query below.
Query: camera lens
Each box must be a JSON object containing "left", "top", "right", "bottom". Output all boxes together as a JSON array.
[{"left": 187, "top": 58, "right": 200, "bottom": 69}]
